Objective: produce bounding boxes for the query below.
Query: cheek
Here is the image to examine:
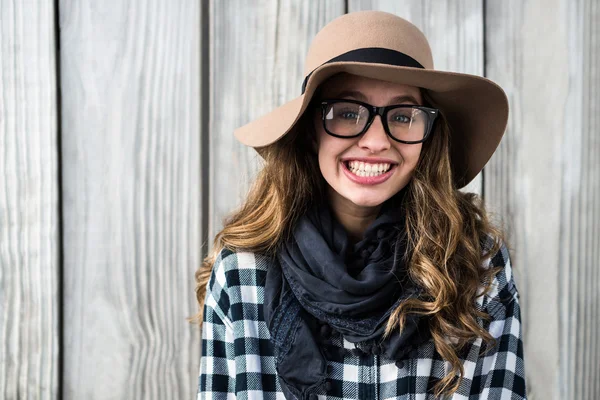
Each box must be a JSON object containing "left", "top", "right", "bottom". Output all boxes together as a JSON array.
[
  {"left": 317, "top": 134, "right": 339, "bottom": 173},
  {"left": 316, "top": 126, "right": 335, "bottom": 159},
  {"left": 316, "top": 131, "right": 355, "bottom": 181},
  {"left": 398, "top": 144, "right": 422, "bottom": 168}
]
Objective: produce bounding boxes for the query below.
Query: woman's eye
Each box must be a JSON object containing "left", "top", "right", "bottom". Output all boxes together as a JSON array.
[
  {"left": 390, "top": 113, "right": 411, "bottom": 123},
  {"left": 338, "top": 111, "right": 360, "bottom": 119}
]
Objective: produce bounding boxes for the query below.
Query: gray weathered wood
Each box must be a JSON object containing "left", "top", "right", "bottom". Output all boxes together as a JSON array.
[
  {"left": 348, "top": 0, "right": 485, "bottom": 195},
  {"left": 0, "top": 1, "right": 59, "bottom": 399},
  {"left": 208, "top": 0, "right": 346, "bottom": 239},
  {"left": 2, "top": 2, "right": 597, "bottom": 398},
  {"left": 59, "top": 1, "right": 202, "bottom": 398},
  {"left": 485, "top": 0, "right": 600, "bottom": 398}
]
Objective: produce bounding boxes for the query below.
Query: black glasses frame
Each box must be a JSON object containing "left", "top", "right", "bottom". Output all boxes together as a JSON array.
[{"left": 317, "top": 99, "right": 439, "bottom": 144}]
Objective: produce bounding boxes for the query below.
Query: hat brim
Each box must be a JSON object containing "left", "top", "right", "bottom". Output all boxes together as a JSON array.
[{"left": 233, "top": 62, "right": 509, "bottom": 188}]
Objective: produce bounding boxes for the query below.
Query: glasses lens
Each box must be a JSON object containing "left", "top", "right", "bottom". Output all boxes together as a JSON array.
[
  {"left": 387, "top": 107, "right": 428, "bottom": 142},
  {"left": 324, "top": 102, "right": 369, "bottom": 136}
]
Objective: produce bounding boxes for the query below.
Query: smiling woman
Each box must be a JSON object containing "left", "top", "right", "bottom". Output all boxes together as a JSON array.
[
  {"left": 314, "top": 74, "right": 428, "bottom": 216},
  {"left": 194, "top": 10, "right": 526, "bottom": 400}
]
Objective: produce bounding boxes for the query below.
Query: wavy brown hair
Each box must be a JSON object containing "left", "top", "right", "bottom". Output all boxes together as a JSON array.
[{"left": 190, "top": 86, "right": 507, "bottom": 398}]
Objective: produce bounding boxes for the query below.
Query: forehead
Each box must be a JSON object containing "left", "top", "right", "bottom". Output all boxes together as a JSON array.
[{"left": 317, "top": 72, "right": 422, "bottom": 99}]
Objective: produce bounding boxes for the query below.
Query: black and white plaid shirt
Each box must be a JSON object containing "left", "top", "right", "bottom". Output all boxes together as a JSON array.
[{"left": 197, "top": 238, "right": 527, "bottom": 399}]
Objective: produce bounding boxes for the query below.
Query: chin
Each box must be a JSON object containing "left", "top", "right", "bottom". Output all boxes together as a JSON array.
[{"left": 343, "top": 191, "right": 394, "bottom": 208}]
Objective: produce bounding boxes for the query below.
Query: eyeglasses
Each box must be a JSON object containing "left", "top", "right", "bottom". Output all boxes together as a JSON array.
[{"left": 316, "top": 99, "right": 439, "bottom": 144}]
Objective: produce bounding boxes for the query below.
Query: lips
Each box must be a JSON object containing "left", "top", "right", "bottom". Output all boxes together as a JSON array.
[{"left": 341, "top": 160, "right": 397, "bottom": 185}]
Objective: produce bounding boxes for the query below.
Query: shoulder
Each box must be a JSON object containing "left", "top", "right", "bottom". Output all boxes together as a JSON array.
[
  {"left": 206, "top": 248, "right": 274, "bottom": 322},
  {"left": 209, "top": 248, "right": 272, "bottom": 288},
  {"left": 475, "top": 233, "right": 521, "bottom": 319}
]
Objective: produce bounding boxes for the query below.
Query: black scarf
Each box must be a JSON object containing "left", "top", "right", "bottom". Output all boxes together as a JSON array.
[{"left": 264, "top": 189, "right": 432, "bottom": 400}]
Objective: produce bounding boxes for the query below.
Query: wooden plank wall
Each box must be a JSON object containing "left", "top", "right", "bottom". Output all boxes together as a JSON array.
[
  {"left": 58, "top": 1, "right": 202, "bottom": 399},
  {"left": 0, "top": 1, "right": 59, "bottom": 399},
  {"left": 1, "top": 0, "right": 599, "bottom": 399},
  {"left": 485, "top": 0, "right": 600, "bottom": 399}
]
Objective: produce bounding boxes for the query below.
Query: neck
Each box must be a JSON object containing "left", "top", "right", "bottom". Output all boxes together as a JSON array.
[{"left": 327, "top": 188, "right": 382, "bottom": 244}]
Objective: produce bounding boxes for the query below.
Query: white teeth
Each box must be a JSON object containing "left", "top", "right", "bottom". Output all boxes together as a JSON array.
[
  {"left": 348, "top": 161, "right": 390, "bottom": 176},
  {"left": 345, "top": 160, "right": 394, "bottom": 177}
]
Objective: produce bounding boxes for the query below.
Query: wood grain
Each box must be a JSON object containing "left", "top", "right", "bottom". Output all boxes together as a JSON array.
[
  {"left": 208, "top": 0, "right": 346, "bottom": 240},
  {"left": 2, "top": 1, "right": 596, "bottom": 398},
  {"left": 59, "top": 1, "right": 202, "bottom": 398},
  {"left": 348, "top": 0, "right": 485, "bottom": 195},
  {"left": 576, "top": 2, "right": 599, "bottom": 398},
  {"left": 0, "top": 1, "right": 59, "bottom": 399},
  {"left": 485, "top": 0, "right": 600, "bottom": 398}
]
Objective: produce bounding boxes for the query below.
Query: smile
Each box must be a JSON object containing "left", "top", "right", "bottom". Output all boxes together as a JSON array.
[{"left": 341, "top": 160, "right": 398, "bottom": 185}]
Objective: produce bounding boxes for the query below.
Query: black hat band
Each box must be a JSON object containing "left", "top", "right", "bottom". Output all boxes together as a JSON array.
[{"left": 301, "top": 47, "right": 425, "bottom": 94}]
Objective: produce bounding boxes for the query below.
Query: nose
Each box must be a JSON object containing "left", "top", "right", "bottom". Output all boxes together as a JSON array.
[{"left": 357, "top": 114, "right": 391, "bottom": 153}]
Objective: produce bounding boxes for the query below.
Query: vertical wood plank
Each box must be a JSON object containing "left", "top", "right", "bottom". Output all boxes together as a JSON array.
[
  {"left": 208, "top": 0, "right": 346, "bottom": 240},
  {"left": 483, "top": 0, "right": 531, "bottom": 356},
  {"left": 484, "top": 1, "right": 558, "bottom": 398},
  {"left": 0, "top": 1, "right": 59, "bottom": 399},
  {"left": 59, "top": 1, "right": 202, "bottom": 399},
  {"left": 348, "top": 0, "right": 485, "bottom": 195},
  {"left": 578, "top": 1, "right": 599, "bottom": 398},
  {"left": 485, "top": 0, "right": 600, "bottom": 398}
]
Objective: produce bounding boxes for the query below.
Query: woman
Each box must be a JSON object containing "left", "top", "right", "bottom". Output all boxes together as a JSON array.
[{"left": 194, "top": 10, "right": 526, "bottom": 400}]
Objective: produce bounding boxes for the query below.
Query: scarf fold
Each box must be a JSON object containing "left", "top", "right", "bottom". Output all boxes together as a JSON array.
[{"left": 264, "top": 189, "right": 432, "bottom": 400}]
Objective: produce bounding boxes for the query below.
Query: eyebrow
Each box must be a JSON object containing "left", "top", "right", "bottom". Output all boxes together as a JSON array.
[{"left": 331, "top": 90, "right": 421, "bottom": 105}]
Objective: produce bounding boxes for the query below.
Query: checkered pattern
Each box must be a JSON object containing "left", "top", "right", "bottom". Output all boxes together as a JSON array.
[{"left": 198, "top": 237, "right": 527, "bottom": 399}]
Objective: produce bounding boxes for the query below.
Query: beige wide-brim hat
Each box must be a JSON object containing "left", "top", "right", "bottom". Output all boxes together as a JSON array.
[{"left": 234, "top": 10, "right": 509, "bottom": 189}]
